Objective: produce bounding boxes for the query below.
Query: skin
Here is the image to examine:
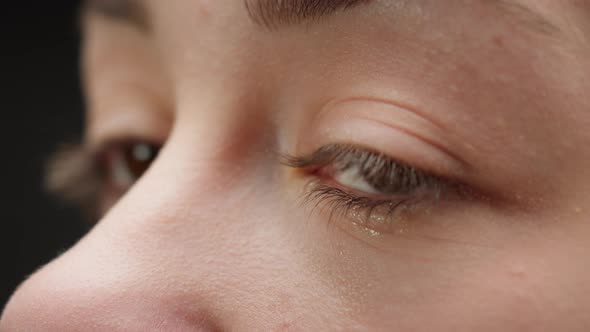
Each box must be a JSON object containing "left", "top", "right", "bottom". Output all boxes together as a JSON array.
[{"left": 2, "top": 0, "right": 590, "bottom": 330}]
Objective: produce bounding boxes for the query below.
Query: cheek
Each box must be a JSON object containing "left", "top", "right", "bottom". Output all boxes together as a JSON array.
[
  {"left": 320, "top": 207, "right": 590, "bottom": 331},
  {"left": 441, "top": 252, "right": 588, "bottom": 332},
  {"left": 351, "top": 242, "right": 590, "bottom": 332}
]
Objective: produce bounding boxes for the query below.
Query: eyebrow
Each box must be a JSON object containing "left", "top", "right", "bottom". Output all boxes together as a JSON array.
[
  {"left": 83, "top": 0, "right": 561, "bottom": 38},
  {"left": 244, "top": 0, "right": 370, "bottom": 28}
]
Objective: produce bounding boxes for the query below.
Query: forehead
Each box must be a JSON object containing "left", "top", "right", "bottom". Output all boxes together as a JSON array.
[{"left": 82, "top": 0, "right": 590, "bottom": 191}]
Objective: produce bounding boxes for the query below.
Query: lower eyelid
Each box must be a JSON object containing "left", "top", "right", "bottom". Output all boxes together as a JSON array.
[
  {"left": 296, "top": 168, "right": 447, "bottom": 231},
  {"left": 301, "top": 181, "right": 429, "bottom": 236}
]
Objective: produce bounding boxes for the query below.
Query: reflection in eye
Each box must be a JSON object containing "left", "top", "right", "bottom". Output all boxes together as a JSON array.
[
  {"left": 284, "top": 144, "right": 457, "bottom": 233},
  {"left": 99, "top": 142, "right": 160, "bottom": 191}
]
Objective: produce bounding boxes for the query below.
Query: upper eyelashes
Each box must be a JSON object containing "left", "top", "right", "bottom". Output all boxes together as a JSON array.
[
  {"left": 283, "top": 143, "right": 445, "bottom": 197},
  {"left": 282, "top": 143, "right": 455, "bottom": 232}
]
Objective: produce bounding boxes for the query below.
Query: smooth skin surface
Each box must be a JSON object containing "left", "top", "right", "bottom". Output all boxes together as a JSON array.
[{"left": 2, "top": 0, "right": 590, "bottom": 331}]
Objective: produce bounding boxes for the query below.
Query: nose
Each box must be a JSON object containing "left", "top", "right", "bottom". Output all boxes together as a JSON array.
[
  {"left": 1, "top": 257, "right": 219, "bottom": 331},
  {"left": 0, "top": 118, "right": 343, "bottom": 331},
  {"left": 0, "top": 197, "right": 220, "bottom": 331},
  {"left": 0, "top": 140, "right": 247, "bottom": 331}
]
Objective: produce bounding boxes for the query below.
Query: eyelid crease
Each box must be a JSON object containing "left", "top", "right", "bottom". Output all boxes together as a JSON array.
[
  {"left": 352, "top": 112, "right": 472, "bottom": 171},
  {"left": 309, "top": 96, "right": 473, "bottom": 173},
  {"left": 315, "top": 96, "right": 448, "bottom": 131},
  {"left": 317, "top": 96, "right": 450, "bottom": 134}
]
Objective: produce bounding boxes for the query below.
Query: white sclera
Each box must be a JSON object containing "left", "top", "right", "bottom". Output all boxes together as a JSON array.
[
  {"left": 111, "top": 151, "right": 135, "bottom": 188},
  {"left": 333, "top": 165, "right": 380, "bottom": 195}
]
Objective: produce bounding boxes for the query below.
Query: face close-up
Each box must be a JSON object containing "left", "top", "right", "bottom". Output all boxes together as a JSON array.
[{"left": 2, "top": 0, "right": 590, "bottom": 331}]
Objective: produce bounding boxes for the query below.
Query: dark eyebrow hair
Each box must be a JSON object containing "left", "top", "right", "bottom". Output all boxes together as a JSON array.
[
  {"left": 245, "top": 0, "right": 562, "bottom": 38},
  {"left": 244, "top": 0, "right": 370, "bottom": 28},
  {"left": 83, "top": 0, "right": 561, "bottom": 40}
]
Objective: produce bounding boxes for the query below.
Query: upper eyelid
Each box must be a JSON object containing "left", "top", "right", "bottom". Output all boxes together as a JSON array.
[
  {"left": 317, "top": 96, "right": 450, "bottom": 134},
  {"left": 304, "top": 97, "right": 472, "bottom": 176},
  {"left": 351, "top": 111, "right": 471, "bottom": 171}
]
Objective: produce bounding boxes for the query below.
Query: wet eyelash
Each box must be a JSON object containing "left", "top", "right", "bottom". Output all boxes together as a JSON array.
[
  {"left": 283, "top": 144, "right": 450, "bottom": 228},
  {"left": 302, "top": 182, "right": 416, "bottom": 228}
]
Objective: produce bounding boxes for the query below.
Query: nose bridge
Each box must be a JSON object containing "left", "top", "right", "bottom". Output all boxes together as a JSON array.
[
  {"left": 1, "top": 113, "right": 284, "bottom": 330},
  {"left": 92, "top": 81, "right": 276, "bottom": 253},
  {"left": 71, "top": 120, "right": 271, "bottom": 287}
]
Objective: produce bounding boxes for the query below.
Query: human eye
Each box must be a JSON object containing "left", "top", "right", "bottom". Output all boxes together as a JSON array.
[
  {"left": 46, "top": 139, "right": 161, "bottom": 218},
  {"left": 48, "top": 0, "right": 171, "bottom": 218},
  {"left": 284, "top": 143, "right": 463, "bottom": 234},
  {"left": 95, "top": 140, "right": 160, "bottom": 193}
]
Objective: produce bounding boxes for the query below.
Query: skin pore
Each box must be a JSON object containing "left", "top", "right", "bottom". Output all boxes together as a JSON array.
[{"left": 2, "top": 0, "right": 590, "bottom": 330}]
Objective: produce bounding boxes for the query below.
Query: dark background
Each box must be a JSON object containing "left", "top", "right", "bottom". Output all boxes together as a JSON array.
[{"left": 1, "top": 2, "right": 87, "bottom": 309}]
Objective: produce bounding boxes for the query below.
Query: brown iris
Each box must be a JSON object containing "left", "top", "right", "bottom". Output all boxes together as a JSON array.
[{"left": 122, "top": 143, "right": 159, "bottom": 179}]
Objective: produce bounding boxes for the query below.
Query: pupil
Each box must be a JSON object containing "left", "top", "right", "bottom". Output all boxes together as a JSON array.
[
  {"left": 124, "top": 143, "right": 158, "bottom": 179},
  {"left": 132, "top": 143, "right": 155, "bottom": 162}
]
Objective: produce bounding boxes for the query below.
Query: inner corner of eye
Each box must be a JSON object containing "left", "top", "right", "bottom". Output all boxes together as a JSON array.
[
  {"left": 284, "top": 162, "right": 326, "bottom": 184},
  {"left": 289, "top": 164, "right": 320, "bottom": 179}
]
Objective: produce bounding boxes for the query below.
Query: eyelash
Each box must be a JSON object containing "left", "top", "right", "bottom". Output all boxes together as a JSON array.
[
  {"left": 283, "top": 144, "right": 454, "bottom": 231},
  {"left": 45, "top": 140, "right": 160, "bottom": 219},
  {"left": 48, "top": 141, "right": 459, "bottom": 229}
]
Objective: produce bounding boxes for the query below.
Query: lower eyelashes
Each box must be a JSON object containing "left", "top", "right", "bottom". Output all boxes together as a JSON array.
[
  {"left": 303, "top": 182, "right": 422, "bottom": 234},
  {"left": 284, "top": 143, "right": 454, "bottom": 234}
]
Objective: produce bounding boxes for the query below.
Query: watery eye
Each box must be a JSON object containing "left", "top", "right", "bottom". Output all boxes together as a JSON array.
[
  {"left": 284, "top": 144, "right": 452, "bottom": 233},
  {"left": 306, "top": 144, "right": 439, "bottom": 198},
  {"left": 100, "top": 142, "right": 160, "bottom": 191}
]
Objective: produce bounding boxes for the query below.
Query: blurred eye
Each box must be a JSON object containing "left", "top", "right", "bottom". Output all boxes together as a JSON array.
[
  {"left": 99, "top": 141, "right": 160, "bottom": 192},
  {"left": 44, "top": 140, "right": 161, "bottom": 219}
]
